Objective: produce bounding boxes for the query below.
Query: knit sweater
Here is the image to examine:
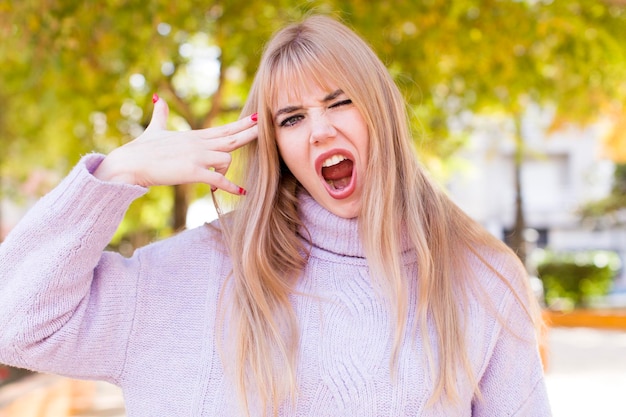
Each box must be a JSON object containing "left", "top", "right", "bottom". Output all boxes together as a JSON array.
[{"left": 0, "top": 154, "right": 551, "bottom": 416}]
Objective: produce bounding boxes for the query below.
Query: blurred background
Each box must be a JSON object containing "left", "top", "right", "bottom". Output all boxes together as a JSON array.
[{"left": 1, "top": 0, "right": 626, "bottom": 415}]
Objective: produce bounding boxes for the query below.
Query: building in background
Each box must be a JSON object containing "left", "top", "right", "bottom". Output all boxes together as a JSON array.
[{"left": 447, "top": 104, "right": 626, "bottom": 293}]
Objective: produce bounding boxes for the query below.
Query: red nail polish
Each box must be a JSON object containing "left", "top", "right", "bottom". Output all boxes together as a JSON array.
[
  {"left": 238, "top": 186, "right": 247, "bottom": 196},
  {"left": 152, "top": 93, "right": 159, "bottom": 104},
  {"left": 251, "top": 113, "right": 258, "bottom": 122}
]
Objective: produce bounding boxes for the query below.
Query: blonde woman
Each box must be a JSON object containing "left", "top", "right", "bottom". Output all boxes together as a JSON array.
[{"left": 0, "top": 15, "right": 551, "bottom": 417}]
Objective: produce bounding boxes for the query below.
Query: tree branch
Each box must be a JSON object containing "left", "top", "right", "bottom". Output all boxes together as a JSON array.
[
  {"left": 160, "top": 78, "right": 197, "bottom": 129},
  {"left": 201, "top": 56, "right": 226, "bottom": 129}
]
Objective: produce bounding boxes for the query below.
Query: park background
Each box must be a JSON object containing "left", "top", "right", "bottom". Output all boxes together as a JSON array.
[{"left": 1, "top": 0, "right": 626, "bottom": 415}]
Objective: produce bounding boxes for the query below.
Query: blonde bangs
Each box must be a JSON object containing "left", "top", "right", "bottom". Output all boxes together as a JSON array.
[{"left": 264, "top": 41, "right": 346, "bottom": 117}]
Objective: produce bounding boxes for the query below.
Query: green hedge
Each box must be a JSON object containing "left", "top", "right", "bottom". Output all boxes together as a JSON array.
[{"left": 536, "top": 251, "right": 619, "bottom": 309}]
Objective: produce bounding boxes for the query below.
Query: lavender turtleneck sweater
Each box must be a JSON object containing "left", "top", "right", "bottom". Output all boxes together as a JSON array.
[{"left": 0, "top": 154, "right": 551, "bottom": 416}]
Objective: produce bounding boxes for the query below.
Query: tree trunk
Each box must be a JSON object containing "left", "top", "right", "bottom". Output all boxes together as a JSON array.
[
  {"left": 509, "top": 114, "right": 527, "bottom": 267},
  {"left": 173, "top": 183, "right": 191, "bottom": 231},
  {"left": 512, "top": 160, "right": 527, "bottom": 266},
  {"left": 165, "top": 56, "right": 225, "bottom": 232}
]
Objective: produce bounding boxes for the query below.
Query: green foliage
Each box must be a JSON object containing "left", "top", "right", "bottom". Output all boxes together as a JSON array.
[
  {"left": 536, "top": 251, "right": 620, "bottom": 309},
  {"left": 0, "top": 0, "right": 303, "bottom": 239},
  {"left": 1, "top": 0, "right": 626, "bottom": 245}
]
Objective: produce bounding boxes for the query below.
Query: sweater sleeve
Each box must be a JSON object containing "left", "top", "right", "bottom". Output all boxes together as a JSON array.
[
  {"left": 0, "top": 153, "right": 147, "bottom": 384},
  {"left": 471, "top": 263, "right": 552, "bottom": 417}
]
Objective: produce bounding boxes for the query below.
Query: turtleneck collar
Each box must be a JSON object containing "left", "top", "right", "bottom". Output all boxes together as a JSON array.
[{"left": 297, "top": 191, "right": 366, "bottom": 258}]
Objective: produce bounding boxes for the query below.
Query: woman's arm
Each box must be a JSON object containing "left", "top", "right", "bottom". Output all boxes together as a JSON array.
[
  {"left": 0, "top": 96, "right": 257, "bottom": 383},
  {"left": 0, "top": 154, "right": 147, "bottom": 383},
  {"left": 472, "top": 306, "right": 551, "bottom": 416},
  {"left": 471, "top": 256, "right": 552, "bottom": 417}
]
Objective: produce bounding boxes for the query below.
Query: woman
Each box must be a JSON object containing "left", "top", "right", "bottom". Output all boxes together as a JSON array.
[{"left": 0, "top": 15, "right": 551, "bottom": 416}]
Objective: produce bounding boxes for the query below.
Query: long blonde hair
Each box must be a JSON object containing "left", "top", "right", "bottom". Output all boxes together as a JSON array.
[{"left": 220, "top": 14, "right": 541, "bottom": 415}]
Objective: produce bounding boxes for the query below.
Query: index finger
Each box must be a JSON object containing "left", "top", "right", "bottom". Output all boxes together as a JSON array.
[
  {"left": 208, "top": 124, "right": 258, "bottom": 153},
  {"left": 194, "top": 113, "right": 258, "bottom": 140}
]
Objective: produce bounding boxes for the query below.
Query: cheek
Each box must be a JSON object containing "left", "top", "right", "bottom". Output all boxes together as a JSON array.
[
  {"left": 276, "top": 137, "right": 304, "bottom": 176},
  {"left": 275, "top": 138, "right": 290, "bottom": 165}
]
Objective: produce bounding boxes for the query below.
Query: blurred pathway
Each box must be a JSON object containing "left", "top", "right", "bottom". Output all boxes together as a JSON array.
[
  {"left": 0, "top": 374, "right": 124, "bottom": 417},
  {"left": 545, "top": 327, "right": 626, "bottom": 417}
]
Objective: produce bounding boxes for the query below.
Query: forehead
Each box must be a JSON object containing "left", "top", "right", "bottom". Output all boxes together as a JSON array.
[
  {"left": 268, "top": 61, "right": 340, "bottom": 109},
  {"left": 273, "top": 79, "right": 339, "bottom": 109}
]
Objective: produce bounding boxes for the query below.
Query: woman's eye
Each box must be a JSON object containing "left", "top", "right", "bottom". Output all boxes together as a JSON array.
[
  {"left": 329, "top": 99, "right": 352, "bottom": 109},
  {"left": 280, "top": 114, "right": 304, "bottom": 127}
]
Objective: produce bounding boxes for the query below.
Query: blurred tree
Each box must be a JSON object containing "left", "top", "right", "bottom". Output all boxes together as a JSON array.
[
  {"left": 0, "top": 0, "right": 304, "bottom": 244},
  {"left": 329, "top": 1, "right": 542, "bottom": 263},
  {"left": 1, "top": 0, "right": 626, "bottom": 259},
  {"left": 327, "top": 0, "right": 626, "bottom": 264}
]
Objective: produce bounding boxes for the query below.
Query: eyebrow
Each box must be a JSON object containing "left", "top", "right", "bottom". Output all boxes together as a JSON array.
[{"left": 274, "top": 89, "right": 344, "bottom": 120}]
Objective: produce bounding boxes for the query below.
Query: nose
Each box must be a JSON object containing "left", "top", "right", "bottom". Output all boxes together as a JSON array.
[{"left": 309, "top": 111, "right": 337, "bottom": 144}]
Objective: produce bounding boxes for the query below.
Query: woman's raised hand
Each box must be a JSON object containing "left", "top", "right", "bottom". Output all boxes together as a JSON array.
[{"left": 93, "top": 95, "right": 258, "bottom": 195}]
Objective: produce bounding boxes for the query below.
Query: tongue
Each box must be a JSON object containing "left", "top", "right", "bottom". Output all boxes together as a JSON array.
[{"left": 321, "top": 159, "right": 353, "bottom": 181}]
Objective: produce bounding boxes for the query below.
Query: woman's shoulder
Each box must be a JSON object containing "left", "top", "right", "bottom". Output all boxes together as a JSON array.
[
  {"left": 473, "top": 242, "right": 525, "bottom": 279},
  {"left": 460, "top": 241, "right": 541, "bottom": 342},
  {"left": 464, "top": 241, "right": 529, "bottom": 306}
]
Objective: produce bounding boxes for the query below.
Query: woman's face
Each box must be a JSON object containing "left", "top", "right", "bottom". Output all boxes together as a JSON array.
[{"left": 272, "top": 79, "right": 369, "bottom": 219}]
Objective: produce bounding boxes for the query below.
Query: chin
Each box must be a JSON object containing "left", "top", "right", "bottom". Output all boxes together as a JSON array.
[{"left": 325, "top": 200, "right": 361, "bottom": 219}]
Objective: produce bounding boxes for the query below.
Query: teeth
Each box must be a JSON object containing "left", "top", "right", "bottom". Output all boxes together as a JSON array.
[{"left": 322, "top": 154, "right": 347, "bottom": 168}]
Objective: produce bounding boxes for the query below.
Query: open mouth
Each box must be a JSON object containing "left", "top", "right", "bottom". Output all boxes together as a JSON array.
[{"left": 321, "top": 154, "right": 354, "bottom": 192}]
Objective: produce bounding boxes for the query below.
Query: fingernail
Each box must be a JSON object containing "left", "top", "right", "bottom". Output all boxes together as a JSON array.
[
  {"left": 250, "top": 113, "right": 258, "bottom": 122},
  {"left": 211, "top": 186, "right": 217, "bottom": 193},
  {"left": 238, "top": 186, "right": 247, "bottom": 196},
  {"left": 152, "top": 93, "right": 159, "bottom": 104}
]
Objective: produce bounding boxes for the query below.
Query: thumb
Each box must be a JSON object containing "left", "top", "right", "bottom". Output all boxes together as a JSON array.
[{"left": 146, "top": 93, "right": 169, "bottom": 131}]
